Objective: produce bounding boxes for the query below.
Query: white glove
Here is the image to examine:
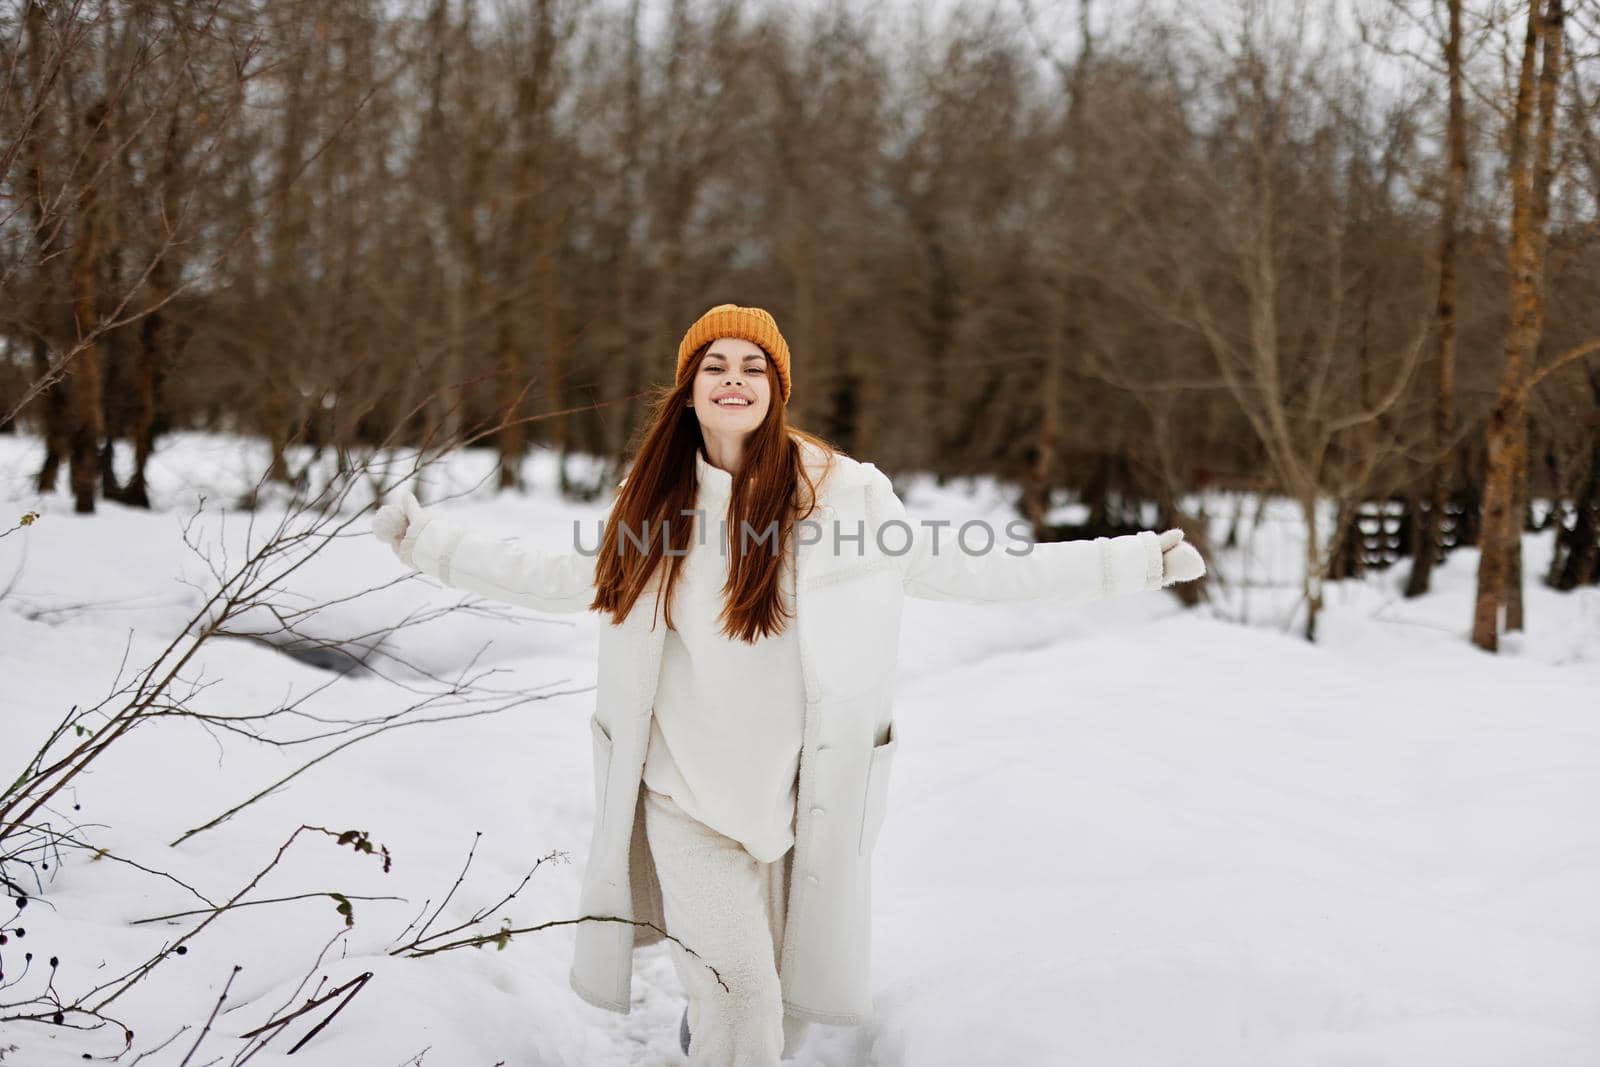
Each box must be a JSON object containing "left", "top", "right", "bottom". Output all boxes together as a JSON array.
[
  {"left": 1156, "top": 528, "right": 1206, "bottom": 586},
  {"left": 372, "top": 488, "right": 425, "bottom": 560}
]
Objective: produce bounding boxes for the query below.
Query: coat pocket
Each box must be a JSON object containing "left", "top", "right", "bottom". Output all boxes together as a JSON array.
[
  {"left": 857, "top": 720, "right": 898, "bottom": 856},
  {"left": 589, "top": 713, "right": 614, "bottom": 822}
]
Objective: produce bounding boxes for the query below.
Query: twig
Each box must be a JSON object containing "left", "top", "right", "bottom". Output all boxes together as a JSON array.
[
  {"left": 177, "top": 964, "right": 244, "bottom": 1067},
  {"left": 400, "top": 913, "right": 730, "bottom": 995}
]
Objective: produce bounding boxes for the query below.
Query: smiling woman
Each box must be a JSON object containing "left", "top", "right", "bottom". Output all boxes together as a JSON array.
[{"left": 371, "top": 300, "right": 1206, "bottom": 1067}]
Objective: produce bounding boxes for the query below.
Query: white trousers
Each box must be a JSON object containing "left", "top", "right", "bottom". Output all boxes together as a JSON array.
[{"left": 643, "top": 786, "right": 811, "bottom": 1065}]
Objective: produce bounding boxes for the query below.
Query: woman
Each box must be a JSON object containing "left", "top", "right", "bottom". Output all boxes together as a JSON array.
[{"left": 373, "top": 302, "right": 1206, "bottom": 1065}]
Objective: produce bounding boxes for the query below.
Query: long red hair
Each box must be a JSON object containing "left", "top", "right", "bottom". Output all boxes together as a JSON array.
[{"left": 590, "top": 341, "right": 843, "bottom": 641}]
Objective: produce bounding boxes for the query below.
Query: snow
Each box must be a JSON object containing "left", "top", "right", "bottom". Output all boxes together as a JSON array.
[{"left": 2, "top": 431, "right": 1597, "bottom": 1065}]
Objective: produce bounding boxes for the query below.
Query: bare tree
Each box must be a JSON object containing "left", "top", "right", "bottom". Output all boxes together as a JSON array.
[
  {"left": 1473, "top": 0, "right": 1564, "bottom": 650},
  {"left": 1404, "top": 0, "right": 1472, "bottom": 598},
  {"left": 1096, "top": 0, "right": 1429, "bottom": 639}
]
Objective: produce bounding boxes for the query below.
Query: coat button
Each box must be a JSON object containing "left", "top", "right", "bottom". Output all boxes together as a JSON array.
[
  {"left": 806, "top": 874, "right": 820, "bottom": 885},
  {"left": 810, "top": 806, "right": 824, "bottom": 816}
]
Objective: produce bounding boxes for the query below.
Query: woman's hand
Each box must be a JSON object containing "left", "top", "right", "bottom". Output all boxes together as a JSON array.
[
  {"left": 371, "top": 488, "right": 424, "bottom": 558},
  {"left": 1157, "top": 528, "right": 1206, "bottom": 586}
]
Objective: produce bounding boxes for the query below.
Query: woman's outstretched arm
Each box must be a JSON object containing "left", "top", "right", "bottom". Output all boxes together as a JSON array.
[
  {"left": 859, "top": 465, "right": 1203, "bottom": 605},
  {"left": 379, "top": 490, "right": 596, "bottom": 614}
]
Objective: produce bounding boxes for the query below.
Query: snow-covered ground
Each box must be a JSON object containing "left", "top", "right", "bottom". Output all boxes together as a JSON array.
[{"left": 2, "top": 431, "right": 1596, "bottom": 1066}]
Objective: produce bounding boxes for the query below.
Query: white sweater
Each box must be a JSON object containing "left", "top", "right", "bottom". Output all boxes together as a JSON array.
[{"left": 641, "top": 447, "right": 805, "bottom": 863}]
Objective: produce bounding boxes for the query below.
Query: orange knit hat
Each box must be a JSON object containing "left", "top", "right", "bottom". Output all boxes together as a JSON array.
[{"left": 676, "top": 303, "right": 792, "bottom": 404}]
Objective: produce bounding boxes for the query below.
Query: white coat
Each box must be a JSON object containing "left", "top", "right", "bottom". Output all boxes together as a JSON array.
[{"left": 395, "top": 440, "right": 1168, "bottom": 1026}]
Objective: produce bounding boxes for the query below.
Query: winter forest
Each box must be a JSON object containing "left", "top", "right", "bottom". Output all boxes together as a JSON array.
[{"left": 2, "top": 0, "right": 1599, "bottom": 1064}]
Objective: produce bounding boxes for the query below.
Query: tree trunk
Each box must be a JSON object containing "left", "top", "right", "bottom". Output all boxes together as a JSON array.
[
  {"left": 1302, "top": 494, "right": 1323, "bottom": 642},
  {"left": 1021, "top": 281, "right": 1065, "bottom": 532},
  {"left": 67, "top": 100, "right": 112, "bottom": 514},
  {"left": 1549, "top": 418, "right": 1599, "bottom": 589},
  {"left": 1505, "top": 414, "right": 1528, "bottom": 630},
  {"left": 1406, "top": 0, "right": 1465, "bottom": 598},
  {"left": 1473, "top": 0, "right": 1562, "bottom": 651},
  {"left": 24, "top": 1, "right": 69, "bottom": 493},
  {"left": 33, "top": 339, "right": 69, "bottom": 492},
  {"left": 1327, "top": 499, "right": 1363, "bottom": 581},
  {"left": 1504, "top": 0, "right": 1564, "bottom": 633},
  {"left": 117, "top": 107, "right": 184, "bottom": 509},
  {"left": 262, "top": 17, "right": 310, "bottom": 488}
]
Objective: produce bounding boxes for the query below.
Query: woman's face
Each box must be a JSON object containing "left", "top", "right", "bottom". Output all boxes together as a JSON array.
[{"left": 690, "top": 338, "right": 773, "bottom": 433}]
